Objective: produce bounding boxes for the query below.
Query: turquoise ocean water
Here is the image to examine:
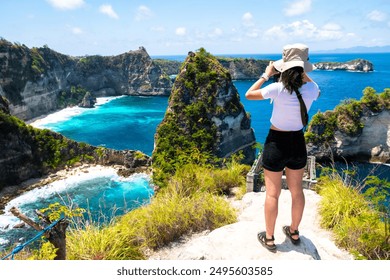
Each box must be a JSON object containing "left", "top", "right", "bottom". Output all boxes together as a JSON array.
[{"left": 1, "top": 52, "right": 389, "bottom": 253}]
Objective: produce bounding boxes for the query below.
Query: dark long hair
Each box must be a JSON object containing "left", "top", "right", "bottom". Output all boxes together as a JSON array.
[{"left": 280, "top": 66, "right": 304, "bottom": 94}]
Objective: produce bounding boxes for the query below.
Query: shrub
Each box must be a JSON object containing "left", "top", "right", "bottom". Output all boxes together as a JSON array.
[
  {"left": 316, "top": 172, "right": 390, "bottom": 260},
  {"left": 361, "top": 87, "right": 383, "bottom": 112},
  {"left": 335, "top": 99, "right": 364, "bottom": 136},
  {"left": 30, "top": 47, "right": 45, "bottom": 76},
  {"left": 65, "top": 163, "right": 240, "bottom": 260}
]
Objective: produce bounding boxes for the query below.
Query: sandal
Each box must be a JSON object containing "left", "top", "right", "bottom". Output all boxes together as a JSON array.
[
  {"left": 282, "top": 225, "right": 300, "bottom": 245},
  {"left": 257, "top": 231, "right": 277, "bottom": 253}
]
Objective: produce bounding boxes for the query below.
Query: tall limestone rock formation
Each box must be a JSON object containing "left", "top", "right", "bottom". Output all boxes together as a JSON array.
[
  {"left": 152, "top": 49, "right": 256, "bottom": 184},
  {"left": 0, "top": 39, "right": 171, "bottom": 121}
]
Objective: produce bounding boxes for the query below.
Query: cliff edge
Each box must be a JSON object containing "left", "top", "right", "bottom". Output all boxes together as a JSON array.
[{"left": 149, "top": 189, "right": 353, "bottom": 260}]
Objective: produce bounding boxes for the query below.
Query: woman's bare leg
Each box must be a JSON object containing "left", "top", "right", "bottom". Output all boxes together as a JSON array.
[
  {"left": 263, "top": 169, "right": 283, "bottom": 242},
  {"left": 285, "top": 167, "right": 305, "bottom": 239}
]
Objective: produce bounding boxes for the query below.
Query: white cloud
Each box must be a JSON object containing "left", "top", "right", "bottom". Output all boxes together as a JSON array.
[
  {"left": 135, "top": 5, "right": 153, "bottom": 21},
  {"left": 72, "top": 27, "right": 83, "bottom": 35},
  {"left": 46, "top": 0, "right": 84, "bottom": 10},
  {"left": 322, "top": 23, "right": 341, "bottom": 31},
  {"left": 284, "top": 0, "right": 311, "bottom": 17},
  {"left": 151, "top": 26, "right": 165, "bottom": 33},
  {"left": 265, "top": 20, "right": 345, "bottom": 41},
  {"left": 99, "top": 5, "right": 119, "bottom": 19},
  {"left": 246, "top": 30, "right": 260, "bottom": 38},
  {"left": 242, "top": 12, "right": 254, "bottom": 26},
  {"left": 367, "top": 10, "right": 387, "bottom": 22},
  {"left": 209, "top": 28, "right": 223, "bottom": 38},
  {"left": 175, "top": 27, "right": 187, "bottom": 36}
]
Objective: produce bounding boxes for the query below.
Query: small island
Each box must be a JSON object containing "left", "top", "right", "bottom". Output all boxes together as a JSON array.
[{"left": 313, "top": 59, "right": 373, "bottom": 72}]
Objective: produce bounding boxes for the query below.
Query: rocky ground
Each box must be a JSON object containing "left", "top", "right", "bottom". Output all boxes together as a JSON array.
[{"left": 148, "top": 189, "right": 354, "bottom": 260}]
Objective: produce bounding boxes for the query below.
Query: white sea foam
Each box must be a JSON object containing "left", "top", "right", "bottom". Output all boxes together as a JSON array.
[
  {"left": 29, "top": 95, "right": 126, "bottom": 129},
  {"left": 3, "top": 166, "right": 120, "bottom": 212},
  {"left": 0, "top": 166, "right": 151, "bottom": 234},
  {"left": 0, "top": 237, "right": 9, "bottom": 246},
  {"left": 95, "top": 95, "right": 125, "bottom": 106},
  {"left": 0, "top": 167, "right": 152, "bottom": 252},
  {"left": 29, "top": 106, "right": 88, "bottom": 128}
]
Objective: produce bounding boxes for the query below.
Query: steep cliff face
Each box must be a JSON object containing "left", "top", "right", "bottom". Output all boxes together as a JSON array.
[
  {"left": 217, "top": 57, "right": 268, "bottom": 80},
  {"left": 307, "top": 110, "right": 390, "bottom": 163},
  {"left": 0, "top": 41, "right": 75, "bottom": 120},
  {"left": 152, "top": 49, "right": 256, "bottom": 185},
  {"left": 68, "top": 47, "right": 171, "bottom": 97},
  {"left": 0, "top": 39, "right": 172, "bottom": 121},
  {"left": 334, "top": 110, "right": 390, "bottom": 162},
  {"left": 306, "top": 87, "right": 390, "bottom": 163}
]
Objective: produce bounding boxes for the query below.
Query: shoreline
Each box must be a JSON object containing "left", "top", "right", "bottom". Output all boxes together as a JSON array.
[
  {"left": 26, "top": 96, "right": 126, "bottom": 128},
  {"left": 0, "top": 163, "right": 128, "bottom": 214}
]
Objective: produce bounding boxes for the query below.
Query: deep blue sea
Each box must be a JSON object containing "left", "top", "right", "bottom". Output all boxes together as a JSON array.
[{"left": 1, "top": 52, "right": 389, "bottom": 253}]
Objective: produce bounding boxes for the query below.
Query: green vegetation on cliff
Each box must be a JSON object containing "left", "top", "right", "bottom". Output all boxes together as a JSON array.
[
  {"left": 30, "top": 47, "right": 45, "bottom": 75},
  {"left": 152, "top": 48, "right": 242, "bottom": 187},
  {"left": 305, "top": 86, "right": 390, "bottom": 144},
  {"left": 58, "top": 85, "right": 90, "bottom": 107},
  {"left": 317, "top": 170, "right": 389, "bottom": 260},
  {"left": 0, "top": 108, "right": 97, "bottom": 187}
]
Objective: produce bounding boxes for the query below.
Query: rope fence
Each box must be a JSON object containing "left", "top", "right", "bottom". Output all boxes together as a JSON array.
[{"left": 1, "top": 215, "right": 64, "bottom": 260}]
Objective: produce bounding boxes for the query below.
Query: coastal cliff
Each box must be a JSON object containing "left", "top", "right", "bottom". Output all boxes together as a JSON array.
[
  {"left": 0, "top": 95, "right": 151, "bottom": 204},
  {"left": 152, "top": 49, "right": 256, "bottom": 185},
  {"left": 306, "top": 87, "right": 390, "bottom": 163},
  {"left": 0, "top": 39, "right": 171, "bottom": 121}
]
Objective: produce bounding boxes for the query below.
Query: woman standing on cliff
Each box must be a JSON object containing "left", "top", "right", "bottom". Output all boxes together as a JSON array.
[{"left": 245, "top": 43, "right": 320, "bottom": 252}]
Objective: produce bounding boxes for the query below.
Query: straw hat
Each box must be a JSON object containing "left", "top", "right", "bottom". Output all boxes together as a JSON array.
[{"left": 273, "top": 43, "right": 315, "bottom": 73}]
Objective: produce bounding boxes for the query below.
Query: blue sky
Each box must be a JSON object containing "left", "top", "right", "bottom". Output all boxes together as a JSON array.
[{"left": 1, "top": 0, "right": 390, "bottom": 56}]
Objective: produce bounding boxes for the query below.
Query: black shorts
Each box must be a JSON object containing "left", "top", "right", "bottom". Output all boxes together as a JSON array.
[{"left": 261, "top": 129, "right": 307, "bottom": 172}]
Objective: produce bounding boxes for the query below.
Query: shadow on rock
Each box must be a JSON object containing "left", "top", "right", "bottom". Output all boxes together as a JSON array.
[{"left": 277, "top": 236, "right": 321, "bottom": 260}]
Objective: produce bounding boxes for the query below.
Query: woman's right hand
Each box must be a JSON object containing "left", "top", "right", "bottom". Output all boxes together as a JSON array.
[{"left": 265, "top": 61, "right": 279, "bottom": 78}]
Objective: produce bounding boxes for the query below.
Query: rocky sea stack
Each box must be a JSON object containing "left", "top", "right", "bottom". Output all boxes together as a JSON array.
[{"left": 152, "top": 49, "right": 256, "bottom": 185}]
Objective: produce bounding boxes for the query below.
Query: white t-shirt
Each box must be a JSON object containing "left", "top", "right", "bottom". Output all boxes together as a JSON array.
[{"left": 261, "top": 81, "right": 320, "bottom": 131}]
